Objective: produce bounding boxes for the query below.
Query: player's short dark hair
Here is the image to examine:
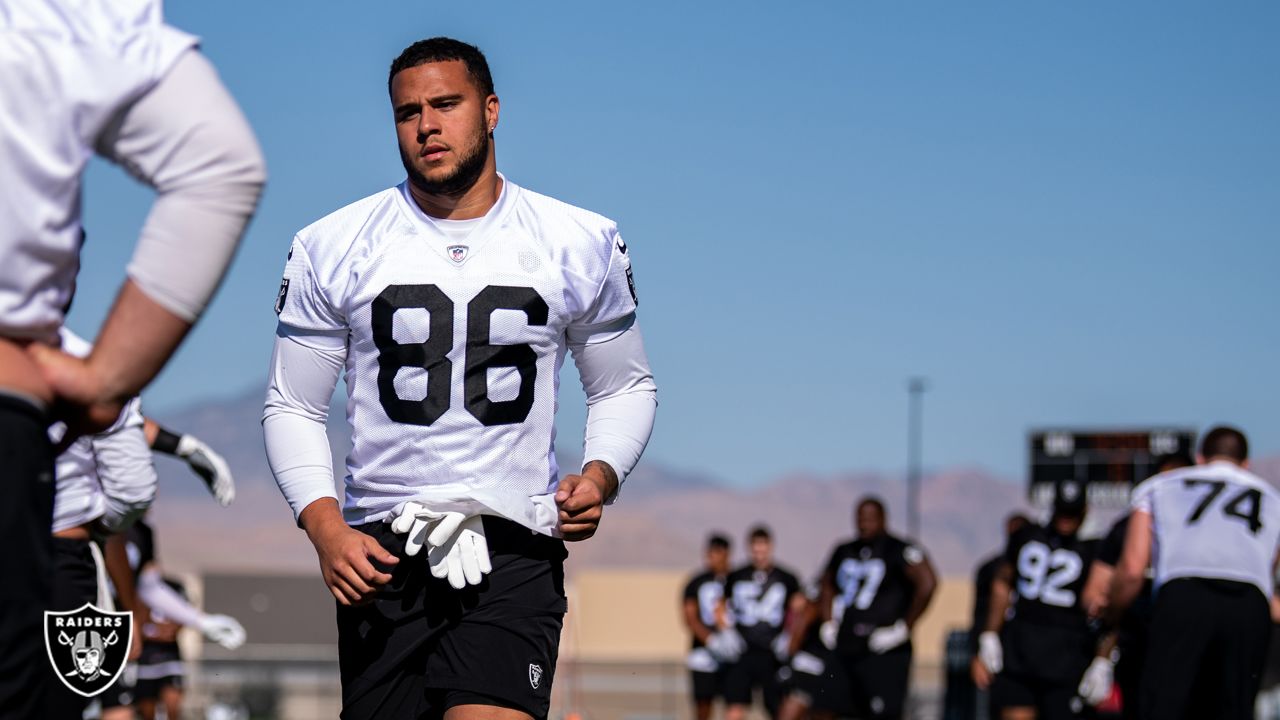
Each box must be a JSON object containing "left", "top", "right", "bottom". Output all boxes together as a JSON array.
[
  {"left": 1154, "top": 452, "right": 1194, "bottom": 474},
  {"left": 389, "top": 37, "right": 495, "bottom": 97},
  {"left": 748, "top": 525, "right": 771, "bottom": 542},
  {"left": 707, "top": 533, "right": 730, "bottom": 551},
  {"left": 856, "top": 496, "right": 886, "bottom": 517},
  {"left": 1200, "top": 426, "right": 1248, "bottom": 463}
]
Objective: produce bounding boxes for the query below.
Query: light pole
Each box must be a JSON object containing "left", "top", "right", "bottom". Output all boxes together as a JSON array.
[{"left": 906, "top": 377, "right": 928, "bottom": 540}]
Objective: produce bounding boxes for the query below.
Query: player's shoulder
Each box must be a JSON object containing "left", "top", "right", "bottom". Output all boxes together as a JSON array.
[
  {"left": 512, "top": 182, "right": 618, "bottom": 235},
  {"left": 510, "top": 182, "right": 623, "bottom": 259},
  {"left": 725, "top": 565, "right": 752, "bottom": 583},
  {"left": 292, "top": 186, "right": 403, "bottom": 262},
  {"left": 773, "top": 564, "right": 801, "bottom": 586},
  {"left": 686, "top": 569, "right": 714, "bottom": 588},
  {"left": 885, "top": 534, "right": 928, "bottom": 564}
]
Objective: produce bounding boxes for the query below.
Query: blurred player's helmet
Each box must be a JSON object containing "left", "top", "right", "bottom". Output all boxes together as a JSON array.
[{"left": 1053, "top": 479, "right": 1087, "bottom": 517}]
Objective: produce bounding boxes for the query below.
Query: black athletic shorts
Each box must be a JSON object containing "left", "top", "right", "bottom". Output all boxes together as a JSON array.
[
  {"left": 991, "top": 670, "right": 1087, "bottom": 720},
  {"left": 0, "top": 395, "right": 55, "bottom": 720},
  {"left": 136, "top": 641, "right": 183, "bottom": 700},
  {"left": 47, "top": 537, "right": 101, "bottom": 718},
  {"left": 337, "top": 517, "right": 567, "bottom": 720},
  {"left": 1140, "top": 577, "right": 1270, "bottom": 720},
  {"left": 691, "top": 667, "right": 728, "bottom": 702},
  {"left": 838, "top": 644, "right": 912, "bottom": 720},
  {"left": 724, "top": 647, "right": 783, "bottom": 715},
  {"left": 787, "top": 641, "right": 853, "bottom": 715}
]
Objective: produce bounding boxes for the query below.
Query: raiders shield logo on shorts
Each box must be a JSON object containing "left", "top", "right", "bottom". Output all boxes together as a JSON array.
[
  {"left": 528, "top": 663, "right": 543, "bottom": 689},
  {"left": 44, "top": 603, "right": 133, "bottom": 697}
]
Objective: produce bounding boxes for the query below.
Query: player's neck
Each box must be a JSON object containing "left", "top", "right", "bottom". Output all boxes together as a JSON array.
[{"left": 407, "top": 160, "right": 503, "bottom": 221}]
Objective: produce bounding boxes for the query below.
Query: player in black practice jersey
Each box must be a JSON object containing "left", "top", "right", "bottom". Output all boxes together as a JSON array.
[
  {"left": 817, "top": 497, "right": 937, "bottom": 720},
  {"left": 723, "top": 526, "right": 803, "bottom": 720},
  {"left": 977, "top": 480, "right": 1102, "bottom": 720},
  {"left": 684, "top": 534, "right": 735, "bottom": 720},
  {"left": 1080, "top": 453, "right": 1192, "bottom": 720},
  {"left": 971, "top": 513, "right": 1031, "bottom": 720}
]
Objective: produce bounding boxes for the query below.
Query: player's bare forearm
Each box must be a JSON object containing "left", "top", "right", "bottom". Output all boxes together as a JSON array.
[
  {"left": 985, "top": 568, "right": 1013, "bottom": 634},
  {"left": 1095, "top": 630, "right": 1118, "bottom": 659},
  {"left": 818, "top": 573, "right": 836, "bottom": 622},
  {"left": 29, "top": 281, "right": 192, "bottom": 438},
  {"left": 684, "top": 599, "right": 714, "bottom": 644},
  {"left": 555, "top": 461, "right": 617, "bottom": 541},
  {"left": 300, "top": 498, "right": 398, "bottom": 606},
  {"left": 904, "top": 559, "right": 939, "bottom": 628},
  {"left": 91, "top": 281, "right": 193, "bottom": 399}
]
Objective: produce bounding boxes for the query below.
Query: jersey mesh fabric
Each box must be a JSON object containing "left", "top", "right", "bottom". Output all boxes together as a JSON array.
[
  {"left": 1132, "top": 461, "right": 1280, "bottom": 599},
  {"left": 49, "top": 329, "right": 146, "bottom": 532},
  {"left": 825, "top": 534, "right": 922, "bottom": 636},
  {"left": 276, "top": 176, "right": 637, "bottom": 530},
  {"left": 0, "top": 0, "right": 196, "bottom": 340},
  {"left": 725, "top": 566, "right": 800, "bottom": 650}
]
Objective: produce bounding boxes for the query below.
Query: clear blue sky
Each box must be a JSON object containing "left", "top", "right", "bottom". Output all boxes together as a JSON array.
[{"left": 69, "top": 1, "right": 1280, "bottom": 486}]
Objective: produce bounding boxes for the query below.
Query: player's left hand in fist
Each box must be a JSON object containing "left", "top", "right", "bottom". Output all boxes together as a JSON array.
[
  {"left": 1078, "top": 655, "right": 1115, "bottom": 706},
  {"left": 555, "top": 461, "right": 618, "bottom": 541},
  {"left": 868, "top": 620, "right": 910, "bottom": 654},
  {"left": 176, "top": 433, "right": 235, "bottom": 506}
]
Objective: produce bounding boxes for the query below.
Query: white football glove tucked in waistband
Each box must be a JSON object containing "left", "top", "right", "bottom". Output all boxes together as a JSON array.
[
  {"left": 388, "top": 501, "right": 492, "bottom": 589},
  {"left": 176, "top": 434, "right": 235, "bottom": 506},
  {"left": 978, "top": 631, "right": 1004, "bottom": 674},
  {"left": 868, "top": 620, "right": 910, "bottom": 654}
]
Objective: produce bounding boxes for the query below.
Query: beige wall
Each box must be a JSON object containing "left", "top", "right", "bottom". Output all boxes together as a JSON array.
[{"left": 563, "top": 570, "right": 975, "bottom": 665}]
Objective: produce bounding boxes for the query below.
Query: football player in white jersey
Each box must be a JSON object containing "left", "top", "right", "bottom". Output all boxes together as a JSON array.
[
  {"left": 0, "top": 2, "right": 265, "bottom": 714},
  {"left": 1109, "top": 426, "right": 1280, "bottom": 720},
  {"left": 262, "top": 37, "right": 657, "bottom": 720}
]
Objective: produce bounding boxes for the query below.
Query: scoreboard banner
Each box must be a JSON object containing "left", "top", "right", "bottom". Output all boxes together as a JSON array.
[{"left": 1029, "top": 429, "right": 1196, "bottom": 508}]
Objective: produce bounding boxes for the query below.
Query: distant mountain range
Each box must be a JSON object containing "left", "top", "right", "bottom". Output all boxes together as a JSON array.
[{"left": 144, "top": 387, "right": 1280, "bottom": 580}]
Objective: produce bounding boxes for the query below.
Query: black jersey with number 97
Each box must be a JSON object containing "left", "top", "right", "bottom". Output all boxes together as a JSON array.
[{"left": 824, "top": 534, "right": 926, "bottom": 643}]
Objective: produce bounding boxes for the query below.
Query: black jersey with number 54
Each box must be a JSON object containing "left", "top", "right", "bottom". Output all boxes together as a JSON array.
[
  {"left": 824, "top": 534, "right": 926, "bottom": 639},
  {"left": 1005, "top": 524, "right": 1098, "bottom": 627},
  {"left": 725, "top": 565, "right": 801, "bottom": 651}
]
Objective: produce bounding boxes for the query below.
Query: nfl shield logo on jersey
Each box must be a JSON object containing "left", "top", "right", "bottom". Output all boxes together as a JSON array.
[
  {"left": 447, "top": 244, "right": 469, "bottom": 263},
  {"left": 45, "top": 604, "right": 133, "bottom": 697}
]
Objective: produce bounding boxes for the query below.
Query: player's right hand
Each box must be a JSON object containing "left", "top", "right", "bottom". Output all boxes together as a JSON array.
[
  {"left": 706, "top": 629, "right": 746, "bottom": 663},
  {"left": 970, "top": 656, "right": 993, "bottom": 690},
  {"left": 978, "top": 630, "right": 1003, "bottom": 675},
  {"left": 198, "top": 614, "right": 247, "bottom": 650},
  {"left": 308, "top": 516, "right": 399, "bottom": 606},
  {"left": 27, "top": 344, "right": 125, "bottom": 447}
]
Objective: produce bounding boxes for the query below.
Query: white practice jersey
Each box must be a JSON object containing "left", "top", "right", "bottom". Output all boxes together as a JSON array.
[
  {"left": 276, "top": 176, "right": 639, "bottom": 529},
  {"left": 50, "top": 329, "right": 153, "bottom": 533},
  {"left": 1132, "top": 460, "right": 1280, "bottom": 600},
  {"left": 0, "top": 0, "right": 196, "bottom": 340}
]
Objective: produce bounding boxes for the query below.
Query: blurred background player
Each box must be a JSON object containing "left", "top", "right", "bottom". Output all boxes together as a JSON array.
[
  {"left": 144, "top": 418, "right": 236, "bottom": 506},
  {"left": 967, "top": 513, "right": 1031, "bottom": 720},
  {"left": 977, "top": 480, "right": 1101, "bottom": 720},
  {"left": 48, "top": 328, "right": 158, "bottom": 718},
  {"left": 818, "top": 497, "right": 938, "bottom": 720},
  {"left": 683, "top": 533, "right": 737, "bottom": 720},
  {"left": 134, "top": 576, "right": 193, "bottom": 720},
  {"left": 1080, "top": 452, "right": 1192, "bottom": 720},
  {"left": 723, "top": 526, "right": 802, "bottom": 720},
  {"left": 0, "top": 1, "right": 265, "bottom": 714},
  {"left": 99, "top": 514, "right": 246, "bottom": 720},
  {"left": 1109, "top": 426, "right": 1280, "bottom": 720}
]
